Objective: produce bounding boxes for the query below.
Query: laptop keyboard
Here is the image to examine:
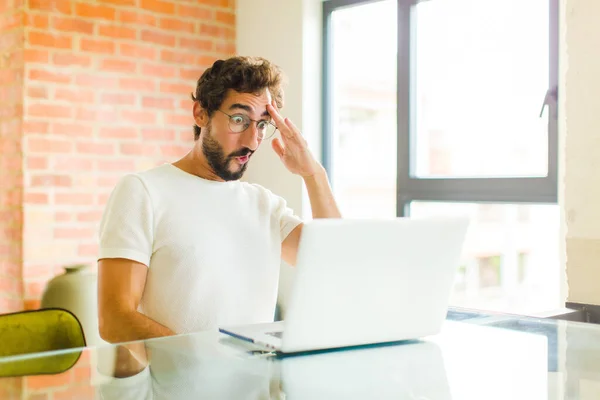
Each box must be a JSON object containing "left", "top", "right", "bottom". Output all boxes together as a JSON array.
[{"left": 266, "top": 331, "right": 283, "bottom": 338}]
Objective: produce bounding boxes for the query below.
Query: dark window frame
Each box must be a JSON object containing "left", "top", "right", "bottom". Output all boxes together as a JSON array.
[{"left": 322, "top": 0, "right": 559, "bottom": 216}]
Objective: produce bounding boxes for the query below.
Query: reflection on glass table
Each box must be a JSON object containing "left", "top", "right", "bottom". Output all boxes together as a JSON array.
[{"left": 1, "top": 309, "right": 600, "bottom": 399}]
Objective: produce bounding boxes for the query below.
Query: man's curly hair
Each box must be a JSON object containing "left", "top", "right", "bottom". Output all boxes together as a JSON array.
[{"left": 190, "top": 56, "right": 285, "bottom": 140}]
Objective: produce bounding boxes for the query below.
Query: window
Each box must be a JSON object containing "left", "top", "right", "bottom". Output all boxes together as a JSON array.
[{"left": 323, "top": 0, "right": 560, "bottom": 314}]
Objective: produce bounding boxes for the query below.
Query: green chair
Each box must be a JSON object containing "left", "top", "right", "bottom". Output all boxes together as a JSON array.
[{"left": 0, "top": 308, "right": 86, "bottom": 377}]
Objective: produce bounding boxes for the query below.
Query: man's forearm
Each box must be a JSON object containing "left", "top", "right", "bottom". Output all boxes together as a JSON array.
[
  {"left": 100, "top": 310, "right": 175, "bottom": 344},
  {"left": 303, "top": 167, "right": 341, "bottom": 219}
]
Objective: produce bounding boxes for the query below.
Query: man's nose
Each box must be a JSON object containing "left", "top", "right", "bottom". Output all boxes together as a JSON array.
[{"left": 241, "top": 123, "right": 260, "bottom": 151}]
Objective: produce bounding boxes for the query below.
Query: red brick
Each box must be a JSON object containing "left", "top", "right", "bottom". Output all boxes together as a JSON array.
[
  {"left": 27, "top": 86, "right": 48, "bottom": 99},
  {"left": 75, "top": 141, "right": 115, "bottom": 155},
  {"left": 27, "top": 138, "right": 72, "bottom": 153},
  {"left": 24, "top": 48, "right": 50, "bottom": 63},
  {"left": 0, "top": 11, "right": 25, "bottom": 31},
  {"left": 27, "top": 104, "right": 72, "bottom": 119},
  {"left": 54, "top": 193, "right": 94, "bottom": 205},
  {"left": 97, "top": 159, "right": 135, "bottom": 171},
  {"left": 120, "top": 142, "right": 157, "bottom": 156},
  {"left": 78, "top": 244, "right": 98, "bottom": 257},
  {"left": 24, "top": 193, "right": 48, "bottom": 204},
  {"left": 80, "top": 38, "right": 115, "bottom": 54},
  {"left": 55, "top": 212, "right": 72, "bottom": 222},
  {"left": 101, "top": 92, "right": 136, "bottom": 106},
  {"left": 53, "top": 157, "right": 94, "bottom": 171},
  {"left": 53, "top": 385, "right": 96, "bottom": 400},
  {"left": 97, "top": 176, "right": 119, "bottom": 187},
  {"left": 141, "top": 63, "right": 176, "bottom": 78},
  {"left": 73, "top": 364, "right": 92, "bottom": 384},
  {"left": 52, "top": 53, "right": 91, "bottom": 67},
  {"left": 216, "top": 41, "right": 235, "bottom": 55},
  {"left": 164, "top": 113, "right": 192, "bottom": 126},
  {"left": 98, "top": 192, "right": 112, "bottom": 205},
  {"left": 52, "top": 16, "right": 94, "bottom": 34},
  {"left": 75, "top": 3, "right": 116, "bottom": 20},
  {"left": 27, "top": 14, "right": 50, "bottom": 29},
  {"left": 179, "top": 99, "right": 192, "bottom": 109},
  {"left": 27, "top": 156, "right": 48, "bottom": 170},
  {"left": 140, "top": 0, "right": 175, "bottom": 14},
  {"left": 0, "top": 105, "right": 21, "bottom": 119},
  {"left": 28, "top": 69, "right": 71, "bottom": 84},
  {"left": 117, "top": 10, "right": 156, "bottom": 27},
  {"left": 140, "top": 30, "right": 176, "bottom": 47},
  {"left": 216, "top": 11, "right": 235, "bottom": 25},
  {"left": 142, "top": 128, "right": 176, "bottom": 141},
  {"left": 100, "top": 58, "right": 137, "bottom": 73},
  {"left": 99, "top": 0, "right": 136, "bottom": 6},
  {"left": 98, "top": 24, "right": 137, "bottom": 40},
  {"left": 159, "top": 18, "right": 195, "bottom": 33},
  {"left": 119, "top": 77, "right": 156, "bottom": 92},
  {"left": 26, "top": 371, "right": 72, "bottom": 390},
  {"left": 28, "top": 31, "right": 72, "bottom": 49},
  {"left": 120, "top": 110, "right": 157, "bottom": 124},
  {"left": 55, "top": 228, "right": 95, "bottom": 239},
  {"left": 177, "top": 4, "right": 213, "bottom": 20},
  {"left": 31, "top": 174, "right": 72, "bottom": 188},
  {"left": 160, "top": 82, "right": 191, "bottom": 95},
  {"left": 55, "top": 89, "right": 95, "bottom": 104},
  {"left": 0, "top": 277, "right": 20, "bottom": 294},
  {"left": 179, "top": 37, "right": 213, "bottom": 51},
  {"left": 161, "top": 145, "right": 189, "bottom": 158},
  {"left": 197, "top": 55, "right": 219, "bottom": 66},
  {"left": 199, "top": 23, "right": 234, "bottom": 39},
  {"left": 75, "top": 107, "right": 119, "bottom": 122},
  {"left": 28, "top": 0, "right": 72, "bottom": 14},
  {"left": 142, "top": 96, "right": 174, "bottom": 110},
  {"left": 23, "top": 120, "right": 49, "bottom": 134},
  {"left": 100, "top": 127, "right": 138, "bottom": 139},
  {"left": 77, "top": 211, "right": 103, "bottom": 222},
  {"left": 118, "top": 43, "right": 156, "bottom": 61},
  {"left": 22, "top": 299, "right": 39, "bottom": 311},
  {"left": 50, "top": 122, "right": 93, "bottom": 137},
  {"left": 75, "top": 74, "right": 119, "bottom": 89},
  {"left": 0, "top": 70, "right": 20, "bottom": 86},
  {"left": 180, "top": 67, "right": 203, "bottom": 81},
  {"left": 160, "top": 49, "right": 196, "bottom": 65},
  {"left": 201, "top": 0, "right": 230, "bottom": 7}
]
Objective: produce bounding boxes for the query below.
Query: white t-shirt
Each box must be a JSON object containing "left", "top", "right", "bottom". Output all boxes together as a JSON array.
[{"left": 98, "top": 163, "right": 302, "bottom": 334}]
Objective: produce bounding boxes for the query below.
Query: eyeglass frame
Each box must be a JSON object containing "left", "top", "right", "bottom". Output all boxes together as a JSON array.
[{"left": 216, "top": 109, "right": 278, "bottom": 140}]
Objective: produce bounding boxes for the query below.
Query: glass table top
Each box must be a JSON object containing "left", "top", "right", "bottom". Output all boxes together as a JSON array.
[{"left": 1, "top": 308, "right": 599, "bottom": 399}]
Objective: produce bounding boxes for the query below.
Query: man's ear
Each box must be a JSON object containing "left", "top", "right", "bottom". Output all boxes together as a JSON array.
[{"left": 193, "top": 102, "right": 209, "bottom": 128}]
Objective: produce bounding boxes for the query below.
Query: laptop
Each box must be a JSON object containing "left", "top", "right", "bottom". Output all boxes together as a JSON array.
[{"left": 219, "top": 216, "right": 469, "bottom": 354}]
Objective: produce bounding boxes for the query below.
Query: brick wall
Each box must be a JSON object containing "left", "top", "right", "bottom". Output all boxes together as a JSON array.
[
  {"left": 0, "top": 0, "right": 25, "bottom": 314},
  {"left": 0, "top": 0, "right": 235, "bottom": 396},
  {"left": 10, "top": 0, "right": 235, "bottom": 310}
]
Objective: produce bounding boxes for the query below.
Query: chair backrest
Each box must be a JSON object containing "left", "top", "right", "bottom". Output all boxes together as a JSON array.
[{"left": 0, "top": 308, "right": 86, "bottom": 377}]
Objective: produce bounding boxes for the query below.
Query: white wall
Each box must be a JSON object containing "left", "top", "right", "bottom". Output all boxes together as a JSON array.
[
  {"left": 561, "top": 0, "right": 600, "bottom": 306},
  {"left": 236, "top": 0, "right": 324, "bottom": 316}
]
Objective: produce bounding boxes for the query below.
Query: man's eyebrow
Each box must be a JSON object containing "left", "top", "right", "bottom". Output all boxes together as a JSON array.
[{"left": 228, "top": 103, "right": 270, "bottom": 118}]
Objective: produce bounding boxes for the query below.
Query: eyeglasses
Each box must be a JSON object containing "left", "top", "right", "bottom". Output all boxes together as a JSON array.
[{"left": 217, "top": 110, "right": 278, "bottom": 140}]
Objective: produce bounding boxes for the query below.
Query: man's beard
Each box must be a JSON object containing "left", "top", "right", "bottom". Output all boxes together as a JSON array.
[{"left": 201, "top": 124, "right": 253, "bottom": 181}]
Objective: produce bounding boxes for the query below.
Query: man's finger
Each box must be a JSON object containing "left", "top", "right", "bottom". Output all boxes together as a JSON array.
[
  {"left": 267, "top": 105, "right": 293, "bottom": 138},
  {"left": 284, "top": 118, "right": 302, "bottom": 137}
]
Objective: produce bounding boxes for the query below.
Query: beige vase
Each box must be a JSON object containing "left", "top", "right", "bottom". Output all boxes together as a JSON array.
[{"left": 41, "top": 264, "right": 101, "bottom": 346}]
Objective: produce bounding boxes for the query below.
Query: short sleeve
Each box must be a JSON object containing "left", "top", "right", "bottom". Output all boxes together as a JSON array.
[
  {"left": 271, "top": 193, "right": 303, "bottom": 242},
  {"left": 98, "top": 174, "right": 154, "bottom": 267}
]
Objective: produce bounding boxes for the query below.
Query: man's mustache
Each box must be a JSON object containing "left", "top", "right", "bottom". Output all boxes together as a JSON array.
[{"left": 228, "top": 148, "right": 254, "bottom": 158}]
